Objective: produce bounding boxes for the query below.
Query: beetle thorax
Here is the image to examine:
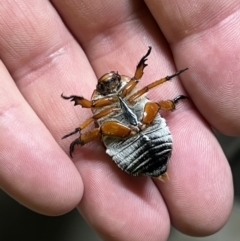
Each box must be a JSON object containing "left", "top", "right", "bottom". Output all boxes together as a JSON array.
[{"left": 96, "top": 71, "right": 122, "bottom": 96}]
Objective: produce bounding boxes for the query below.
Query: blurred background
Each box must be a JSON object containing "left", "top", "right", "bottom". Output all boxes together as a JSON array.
[{"left": 0, "top": 131, "right": 239, "bottom": 241}]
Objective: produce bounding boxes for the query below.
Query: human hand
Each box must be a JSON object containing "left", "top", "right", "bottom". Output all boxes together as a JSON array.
[{"left": 0, "top": 1, "right": 237, "bottom": 241}]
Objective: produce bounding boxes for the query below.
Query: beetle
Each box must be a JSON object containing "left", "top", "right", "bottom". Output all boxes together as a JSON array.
[{"left": 61, "top": 47, "right": 188, "bottom": 178}]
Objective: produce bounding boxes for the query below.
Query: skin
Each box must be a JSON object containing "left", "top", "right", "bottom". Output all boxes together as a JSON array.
[{"left": 0, "top": 0, "right": 238, "bottom": 240}]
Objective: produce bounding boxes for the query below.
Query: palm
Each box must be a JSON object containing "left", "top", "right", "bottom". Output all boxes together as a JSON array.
[{"left": 0, "top": 1, "right": 238, "bottom": 241}]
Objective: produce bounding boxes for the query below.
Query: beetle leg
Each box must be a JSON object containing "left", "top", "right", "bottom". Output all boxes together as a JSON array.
[
  {"left": 61, "top": 94, "right": 92, "bottom": 108},
  {"left": 69, "top": 128, "right": 100, "bottom": 157},
  {"left": 128, "top": 68, "right": 188, "bottom": 103},
  {"left": 142, "top": 102, "right": 160, "bottom": 125},
  {"left": 134, "top": 46, "right": 152, "bottom": 80},
  {"left": 61, "top": 93, "right": 118, "bottom": 108},
  {"left": 101, "top": 121, "right": 138, "bottom": 138},
  {"left": 120, "top": 47, "right": 152, "bottom": 97},
  {"left": 68, "top": 121, "right": 135, "bottom": 157},
  {"left": 158, "top": 95, "right": 188, "bottom": 111},
  {"left": 93, "top": 96, "right": 118, "bottom": 107},
  {"left": 62, "top": 107, "right": 120, "bottom": 139},
  {"left": 141, "top": 96, "right": 188, "bottom": 125}
]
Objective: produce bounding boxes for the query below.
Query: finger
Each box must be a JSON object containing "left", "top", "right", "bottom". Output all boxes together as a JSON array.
[
  {"left": 0, "top": 1, "right": 84, "bottom": 215},
  {"left": 52, "top": 0, "right": 233, "bottom": 239},
  {"left": 145, "top": 0, "right": 235, "bottom": 233},
  {"left": 155, "top": 107, "right": 233, "bottom": 236},
  {"left": 0, "top": 61, "right": 83, "bottom": 215},
  {"left": 145, "top": 0, "right": 240, "bottom": 135}
]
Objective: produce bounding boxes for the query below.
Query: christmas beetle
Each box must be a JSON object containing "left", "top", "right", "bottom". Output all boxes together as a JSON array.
[{"left": 62, "top": 47, "right": 188, "bottom": 178}]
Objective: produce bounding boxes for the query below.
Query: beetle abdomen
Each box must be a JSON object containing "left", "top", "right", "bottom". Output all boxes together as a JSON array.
[{"left": 104, "top": 114, "right": 172, "bottom": 177}]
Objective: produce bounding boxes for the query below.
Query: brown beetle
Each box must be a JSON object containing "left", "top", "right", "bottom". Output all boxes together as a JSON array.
[{"left": 62, "top": 47, "right": 188, "bottom": 178}]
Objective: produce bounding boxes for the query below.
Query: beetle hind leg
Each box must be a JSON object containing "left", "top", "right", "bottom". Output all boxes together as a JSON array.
[{"left": 100, "top": 121, "right": 134, "bottom": 138}]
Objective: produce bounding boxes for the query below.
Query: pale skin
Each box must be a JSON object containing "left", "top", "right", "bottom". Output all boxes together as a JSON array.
[{"left": 0, "top": 1, "right": 239, "bottom": 241}]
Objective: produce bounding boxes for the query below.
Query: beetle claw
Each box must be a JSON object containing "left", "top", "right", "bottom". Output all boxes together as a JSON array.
[
  {"left": 69, "top": 138, "right": 81, "bottom": 157},
  {"left": 62, "top": 128, "right": 81, "bottom": 139},
  {"left": 172, "top": 95, "right": 189, "bottom": 105}
]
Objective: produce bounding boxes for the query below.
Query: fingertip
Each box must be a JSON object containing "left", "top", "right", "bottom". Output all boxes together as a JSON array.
[
  {"left": 30, "top": 154, "right": 84, "bottom": 216},
  {"left": 0, "top": 132, "right": 84, "bottom": 216}
]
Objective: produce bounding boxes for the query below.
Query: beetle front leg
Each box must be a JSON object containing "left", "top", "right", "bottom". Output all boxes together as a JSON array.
[
  {"left": 61, "top": 93, "right": 118, "bottom": 108},
  {"left": 134, "top": 46, "right": 152, "bottom": 80},
  {"left": 120, "top": 47, "right": 152, "bottom": 97},
  {"left": 61, "top": 94, "right": 92, "bottom": 108}
]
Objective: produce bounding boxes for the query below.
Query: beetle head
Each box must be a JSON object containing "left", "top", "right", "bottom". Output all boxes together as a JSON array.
[{"left": 97, "top": 71, "right": 121, "bottom": 95}]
